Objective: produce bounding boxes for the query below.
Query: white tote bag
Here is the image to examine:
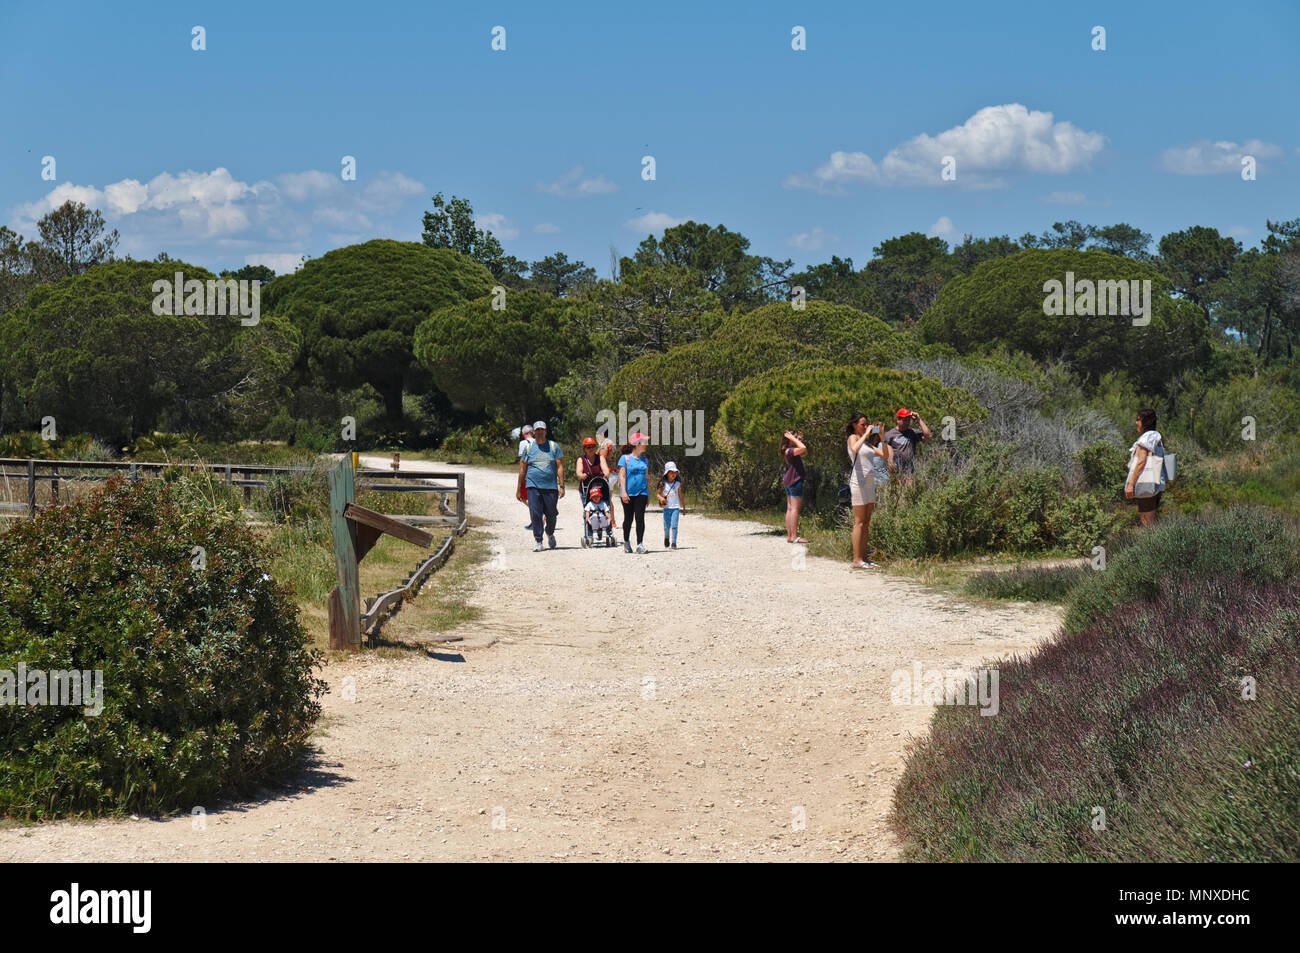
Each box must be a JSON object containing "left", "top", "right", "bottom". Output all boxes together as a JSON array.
[{"left": 1129, "top": 447, "right": 1166, "bottom": 498}]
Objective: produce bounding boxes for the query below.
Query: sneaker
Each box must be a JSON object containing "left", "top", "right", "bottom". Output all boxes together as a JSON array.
[
  {"left": 664, "top": 537, "right": 670, "bottom": 547},
  {"left": 623, "top": 541, "right": 633, "bottom": 553},
  {"left": 636, "top": 543, "right": 648, "bottom": 554},
  {"left": 547, "top": 534, "right": 557, "bottom": 550},
  {"left": 671, "top": 543, "right": 677, "bottom": 550},
  {"left": 533, "top": 541, "right": 544, "bottom": 552}
]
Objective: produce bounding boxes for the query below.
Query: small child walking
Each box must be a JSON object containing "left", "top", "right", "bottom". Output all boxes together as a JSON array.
[{"left": 657, "top": 462, "right": 685, "bottom": 549}]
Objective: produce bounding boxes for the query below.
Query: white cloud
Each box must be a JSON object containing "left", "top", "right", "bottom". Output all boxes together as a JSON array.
[
  {"left": 104, "top": 179, "right": 148, "bottom": 215},
  {"left": 1227, "top": 225, "right": 1252, "bottom": 239},
  {"left": 787, "top": 226, "right": 836, "bottom": 251},
  {"left": 245, "top": 253, "right": 306, "bottom": 275},
  {"left": 538, "top": 165, "right": 618, "bottom": 197},
  {"left": 7, "top": 166, "right": 429, "bottom": 256},
  {"left": 1042, "top": 190, "right": 1089, "bottom": 206},
  {"left": 927, "top": 216, "right": 957, "bottom": 240},
  {"left": 786, "top": 104, "right": 1106, "bottom": 191},
  {"left": 1160, "top": 139, "right": 1282, "bottom": 175},
  {"left": 625, "top": 211, "right": 686, "bottom": 233},
  {"left": 475, "top": 212, "right": 518, "bottom": 240},
  {"left": 534, "top": 222, "right": 560, "bottom": 234}
]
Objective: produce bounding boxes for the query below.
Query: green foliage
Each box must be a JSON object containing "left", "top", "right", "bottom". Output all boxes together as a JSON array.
[
  {"left": 262, "top": 240, "right": 493, "bottom": 423},
  {"left": 0, "top": 477, "right": 324, "bottom": 818},
  {"left": 869, "top": 439, "right": 1124, "bottom": 558},
  {"left": 0, "top": 260, "right": 299, "bottom": 443},
  {"left": 918, "top": 249, "right": 1212, "bottom": 392},
  {"left": 604, "top": 300, "right": 910, "bottom": 464},
  {"left": 1074, "top": 440, "right": 1129, "bottom": 498},
  {"left": 1065, "top": 505, "right": 1300, "bottom": 633},
  {"left": 964, "top": 564, "right": 1090, "bottom": 603},
  {"left": 413, "top": 289, "right": 591, "bottom": 421},
  {"left": 714, "top": 362, "right": 984, "bottom": 508},
  {"left": 621, "top": 221, "right": 791, "bottom": 311},
  {"left": 893, "top": 508, "right": 1300, "bottom": 862},
  {"left": 438, "top": 420, "right": 513, "bottom": 462}
]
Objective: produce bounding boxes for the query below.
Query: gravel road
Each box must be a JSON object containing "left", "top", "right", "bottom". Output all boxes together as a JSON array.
[{"left": 0, "top": 458, "right": 1062, "bottom": 862}]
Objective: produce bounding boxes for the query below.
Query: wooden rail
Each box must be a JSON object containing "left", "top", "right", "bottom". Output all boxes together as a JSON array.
[
  {"left": 0, "top": 458, "right": 466, "bottom": 529},
  {"left": 360, "top": 516, "right": 470, "bottom": 641}
]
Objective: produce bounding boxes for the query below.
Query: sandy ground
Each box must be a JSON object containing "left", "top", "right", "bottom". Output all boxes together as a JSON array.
[{"left": 0, "top": 457, "right": 1063, "bottom": 862}]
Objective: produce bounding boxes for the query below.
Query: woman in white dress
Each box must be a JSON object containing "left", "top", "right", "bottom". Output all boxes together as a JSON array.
[{"left": 845, "top": 413, "right": 887, "bottom": 569}]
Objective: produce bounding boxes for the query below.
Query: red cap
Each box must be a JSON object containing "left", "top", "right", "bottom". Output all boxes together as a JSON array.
[
  {"left": 583, "top": 437, "right": 597, "bottom": 447},
  {"left": 896, "top": 407, "right": 912, "bottom": 418},
  {"left": 590, "top": 487, "right": 602, "bottom": 500}
]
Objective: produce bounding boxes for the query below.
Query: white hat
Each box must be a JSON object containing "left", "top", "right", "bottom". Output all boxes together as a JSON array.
[
  {"left": 521, "top": 423, "right": 534, "bottom": 434},
  {"left": 533, "top": 420, "right": 548, "bottom": 431},
  {"left": 663, "top": 460, "right": 678, "bottom": 474}
]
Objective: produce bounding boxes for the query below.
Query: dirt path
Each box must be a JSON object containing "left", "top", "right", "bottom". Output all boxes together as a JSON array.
[{"left": 0, "top": 458, "right": 1062, "bottom": 862}]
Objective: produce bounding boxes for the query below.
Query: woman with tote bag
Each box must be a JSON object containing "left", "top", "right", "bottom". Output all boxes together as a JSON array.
[{"left": 1125, "top": 408, "right": 1172, "bottom": 526}]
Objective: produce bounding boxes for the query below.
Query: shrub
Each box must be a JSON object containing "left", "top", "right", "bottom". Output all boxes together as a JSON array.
[
  {"left": 0, "top": 477, "right": 324, "bottom": 819},
  {"left": 716, "top": 362, "right": 986, "bottom": 501},
  {"left": 1064, "top": 505, "right": 1300, "bottom": 633},
  {"left": 1075, "top": 440, "right": 1129, "bottom": 498},
  {"left": 867, "top": 438, "right": 1127, "bottom": 559},
  {"left": 891, "top": 507, "right": 1300, "bottom": 861},
  {"left": 964, "top": 564, "right": 1090, "bottom": 603}
]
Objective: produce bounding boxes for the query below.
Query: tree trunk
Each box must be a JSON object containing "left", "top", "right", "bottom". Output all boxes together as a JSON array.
[{"left": 380, "top": 381, "right": 403, "bottom": 422}]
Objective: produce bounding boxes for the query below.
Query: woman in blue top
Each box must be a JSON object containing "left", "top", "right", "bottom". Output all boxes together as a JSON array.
[{"left": 618, "top": 432, "right": 651, "bottom": 553}]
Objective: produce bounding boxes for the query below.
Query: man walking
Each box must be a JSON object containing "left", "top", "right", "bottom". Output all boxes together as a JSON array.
[
  {"left": 883, "top": 408, "right": 931, "bottom": 486},
  {"left": 517, "top": 420, "right": 565, "bottom": 551}
]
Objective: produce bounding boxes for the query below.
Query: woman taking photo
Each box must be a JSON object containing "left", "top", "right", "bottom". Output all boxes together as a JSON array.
[
  {"left": 618, "top": 433, "right": 651, "bottom": 553},
  {"left": 845, "top": 413, "right": 885, "bottom": 569},
  {"left": 780, "top": 429, "right": 808, "bottom": 544}
]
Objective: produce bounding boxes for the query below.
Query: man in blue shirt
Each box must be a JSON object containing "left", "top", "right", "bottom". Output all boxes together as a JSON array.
[{"left": 516, "top": 420, "right": 565, "bottom": 551}]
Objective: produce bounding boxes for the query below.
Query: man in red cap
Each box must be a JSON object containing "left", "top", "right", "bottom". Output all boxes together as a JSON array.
[{"left": 883, "top": 408, "right": 931, "bottom": 487}]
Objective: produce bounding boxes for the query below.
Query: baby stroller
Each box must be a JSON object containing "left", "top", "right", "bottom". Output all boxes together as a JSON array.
[{"left": 580, "top": 475, "right": 616, "bottom": 547}]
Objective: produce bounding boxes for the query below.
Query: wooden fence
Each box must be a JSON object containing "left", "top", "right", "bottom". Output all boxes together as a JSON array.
[{"left": 0, "top": 457, "right": 465, "bottom": 529}]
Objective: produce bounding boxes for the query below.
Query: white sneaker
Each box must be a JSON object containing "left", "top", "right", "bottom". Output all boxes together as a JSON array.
[
  {"left": 533, "top": 541, "right": 544, "bottom": 552},
  {"left": 635, "top": 544, "right": 647, "bottom": 554}
]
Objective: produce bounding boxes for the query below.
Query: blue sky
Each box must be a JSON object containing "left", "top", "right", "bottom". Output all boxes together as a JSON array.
[{"left": 2, "top": 0, "right": 1297, "bottom": 275}]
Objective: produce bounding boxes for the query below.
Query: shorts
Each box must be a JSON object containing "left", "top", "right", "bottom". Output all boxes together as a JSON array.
[
  {"left": 785, "top": 479, "right": 804, "bottom": 498},
  {"left": 1135, "top": 492, "right": 1162, "bottom": 514},
  {"left": 850, "top": 477, "right": 876, "bottom": 507}
]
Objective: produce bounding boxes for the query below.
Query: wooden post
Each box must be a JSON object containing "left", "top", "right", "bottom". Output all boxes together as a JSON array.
[
  {"left": 328, "top": 458, "right": 362, "bottom": 649},
  {"left": 456, "top": 472, "right": 465, "bottom": 527},
  {"left": 50, "top": 465, "right": 59, "bottom": 504},
  {"left": 27, "top": 459, "right": 36, "bottom": 517}
]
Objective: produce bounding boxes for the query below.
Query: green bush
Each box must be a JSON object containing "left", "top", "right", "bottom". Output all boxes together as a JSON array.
[
  {"left": 965, "top": 564, "right": 1090, "bottom": 603},
  {"left": 1064, "top": 504, "right": 1300, "bottom": 634},
  {"left": 0, "top": 477, "right": 325, "bottom": 819},
  {"left": 892, "top": 506, "right": 1300, "bottom": 862},
  {"left": 602, "top": 300, "right": 913, "bottom": 473},
  {"left": 438, "top": 421, "right": 512, "bottom": 462},
  {"left": 714, "top": 361, "right": 986, "bottom": 508},
  {"left": 1075, "top": 439, "right": 1129, "bottom": 498},
  {"left": 869, "top": 438, "right": 1125, "bottom": 559}
]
